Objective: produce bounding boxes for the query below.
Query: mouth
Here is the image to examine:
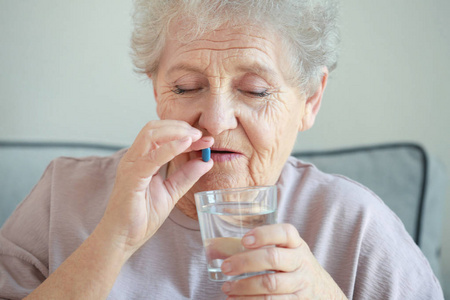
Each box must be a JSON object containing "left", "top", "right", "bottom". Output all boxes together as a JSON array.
[{"left": 199, "top": 148, "right": 243, "bottom": 163}]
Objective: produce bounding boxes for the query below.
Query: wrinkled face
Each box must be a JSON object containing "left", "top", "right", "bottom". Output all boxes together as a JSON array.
[{"left": 153, "top": 24, "right": 311, "bottom": 192}]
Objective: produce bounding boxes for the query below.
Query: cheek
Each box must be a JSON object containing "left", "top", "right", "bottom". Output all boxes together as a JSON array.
[
  {"left": 156, "top": 97, "right": 196, "bottom": 123},
  {"left": 245, "top": 98, "right": 302, "bottom": 174},
  {"left": 156, "top": 101, "right": 170, "bottom": 120},
  {"left": 248, "top": 100, "right": 297, "bottom": 151},
  {"left": 155, "top": 90, "right": 170, "bottom": 119}
]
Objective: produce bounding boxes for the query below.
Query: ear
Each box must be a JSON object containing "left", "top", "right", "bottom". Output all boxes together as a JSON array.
[{"left": 299, "top": 67, "right": 329, "bottom": 132}]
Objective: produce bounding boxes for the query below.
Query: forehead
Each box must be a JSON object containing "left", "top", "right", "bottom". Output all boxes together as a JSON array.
[{"left": 159, "top": 24, "right": 288, "bottom": 80}]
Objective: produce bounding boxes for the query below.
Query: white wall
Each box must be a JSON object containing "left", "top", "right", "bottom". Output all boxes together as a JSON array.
[
  {"left": 0, "top": 1, "right": 156, "bottom": 145},
  {"left": 1, "top": 0, "right": 449, "bottom": 296}
]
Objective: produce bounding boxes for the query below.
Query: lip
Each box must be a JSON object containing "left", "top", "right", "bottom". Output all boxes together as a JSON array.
[{"left": 196, "top": 147, "right": 243, "bottom": 163}]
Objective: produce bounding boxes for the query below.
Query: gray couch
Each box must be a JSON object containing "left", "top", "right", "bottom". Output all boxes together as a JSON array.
[{"left": 0, "top": 141, "right": 447, "bottom": 295}]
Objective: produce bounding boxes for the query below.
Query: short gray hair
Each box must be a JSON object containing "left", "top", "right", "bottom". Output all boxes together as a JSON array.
[{"left": 131, "top": 0, "right": 340, "bottom": 95}]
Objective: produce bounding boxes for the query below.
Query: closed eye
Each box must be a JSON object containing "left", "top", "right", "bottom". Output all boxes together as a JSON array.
[
  {"left": 172, "top": 86, "right": 201, "bottom": 95},
  {"left": 239, "top": 89, "right": 271, "bottom": 98},
  {"left": 248, "top": 91, "right": 270, "bottom": 97}
]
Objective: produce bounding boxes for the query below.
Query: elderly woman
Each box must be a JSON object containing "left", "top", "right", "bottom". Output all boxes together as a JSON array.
[{"left": 0, "top": 0, "right": 443, "bottom": 299}]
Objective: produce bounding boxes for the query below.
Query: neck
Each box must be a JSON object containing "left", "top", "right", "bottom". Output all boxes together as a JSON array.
[{"left": 176, "top": 195, "right": 199, "bottom": 220}]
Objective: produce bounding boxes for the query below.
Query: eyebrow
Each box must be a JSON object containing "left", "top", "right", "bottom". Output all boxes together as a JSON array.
[
  {"left": 235, "top": 63, "right": 279, "bottom": 81},
  {"left": 166, "top": 63, "right": 205, "bottom": 77}
]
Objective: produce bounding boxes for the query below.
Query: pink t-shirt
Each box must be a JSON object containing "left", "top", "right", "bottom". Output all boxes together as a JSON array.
[{"left": 0, "top": 150, "right": 444, "bottom": 299}]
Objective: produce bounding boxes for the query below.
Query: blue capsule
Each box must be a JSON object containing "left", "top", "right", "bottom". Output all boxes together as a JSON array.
[{"left": 202, "top": 148, "right": 211, "bottom": 162}]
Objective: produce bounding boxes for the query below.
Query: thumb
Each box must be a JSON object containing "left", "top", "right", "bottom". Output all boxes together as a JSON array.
[{"left": 163, "top": 158, "right": 214, "bottom": 202}]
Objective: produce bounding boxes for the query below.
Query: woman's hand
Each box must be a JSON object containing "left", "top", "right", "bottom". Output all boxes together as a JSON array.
[
  {"left": 220, "top": 224, "right": 348, "bottom": 300},
  {"left": 100, "top": 120, "right": 213, "bottom": 256},
  {"left": 26, "top": 120, "right": 213, "bottom": 299}
]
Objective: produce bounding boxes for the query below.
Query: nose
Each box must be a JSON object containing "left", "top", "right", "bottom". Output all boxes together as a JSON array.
[{"left": 198, "top": 93, "right": 238, "bottom": 136}]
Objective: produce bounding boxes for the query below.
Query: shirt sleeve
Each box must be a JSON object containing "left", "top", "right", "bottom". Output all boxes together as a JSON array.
[{"left": 0, "top": 162, "right": 53, "bottom": 299}]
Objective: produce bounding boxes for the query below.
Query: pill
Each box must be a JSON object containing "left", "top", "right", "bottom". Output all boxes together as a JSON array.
[{"left": 202, "top": 148, "right": 211, "bottom": 162}]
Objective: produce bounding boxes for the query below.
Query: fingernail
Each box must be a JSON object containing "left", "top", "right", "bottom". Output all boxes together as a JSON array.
[
  {"left": 221, "top": 261, "right": 232, "bottom": 273},
  {"left": 242, "top": 235, "right": 255, "bottom": 246},
  {"left": 222, "top": 282, "right": 231, "bottom": 293},
  {"left": 200, "top": 136, "right": 213, "bottom": 142}
]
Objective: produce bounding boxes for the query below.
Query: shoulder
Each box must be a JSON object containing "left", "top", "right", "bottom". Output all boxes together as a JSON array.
[
  {"left": 277, "top": 157, "right": 443, "bottom": 299},
  {"left": 277, "top": 156, "right": 409, "bottom": 263},
  {"left": 48, "top": 148, "right": 128, "bottom": 220},
  {"left": 50, "top": 148, "right": 127, "bottom": 180},
  {"left": 3, "top": 149, "right": 127, "bottom": 248},
  {"left": 278, "top": 156, "right": 387, "bottom": 215},
  {"left": 278, "top": 156, "right": 408, "bottom": 236},
  {"left": 2, "top": 148, "right": 127, "bottom": 233}
]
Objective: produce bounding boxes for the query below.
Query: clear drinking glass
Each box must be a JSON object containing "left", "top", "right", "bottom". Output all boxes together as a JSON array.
[{"left": 195, "top": 185, "right": 277, "bottom": 281}]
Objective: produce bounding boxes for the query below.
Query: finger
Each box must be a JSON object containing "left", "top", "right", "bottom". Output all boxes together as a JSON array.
[
  {"left": 135, "top": 120, "right": 199, "bottom": 147},
  {"left": 134, "top": 131, "right": 213, "bottom": 157},
  {"left": 126, "top": 120, "right": 202, "bottom": 160},
  {"left": 164, "top": 158, "right": 214, "bottom": 201},
  {"left": 241, "top": 223, "right": 303, "bottom": 249},
  {"left": 222, "top": 270, "right": 303, "bottom": 296},
  {"left": 221, "top": 247, "right": 300, "bottom": 276},
  {"left": 186, "top": 136, "right": 214, "bottom": 152},
  {"left": 137, "top": 119, "right": 195, "bottom": 131},
  {"left": 127, "top": 136, "right": 195, "bottom": 181},
  {"left": 223, "top": 271, "right": 302, "bottom": 297}
]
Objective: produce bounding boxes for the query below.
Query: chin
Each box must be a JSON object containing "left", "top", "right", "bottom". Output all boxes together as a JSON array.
[{"left": 194, "top": 169, "right": 249, "bottom": 192}]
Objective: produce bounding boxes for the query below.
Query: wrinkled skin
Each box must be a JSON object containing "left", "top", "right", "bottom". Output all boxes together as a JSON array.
[
  {"left": 146, "top": 24, "right": 347, "bottom": 299},
  {"left": 154, "top": 24, "right": 318, "bottom": 219}
]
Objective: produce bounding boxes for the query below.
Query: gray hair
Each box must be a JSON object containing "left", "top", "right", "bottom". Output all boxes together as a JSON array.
[{"left": 131, "top": 0, "right": 340, "bottom": 95}]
